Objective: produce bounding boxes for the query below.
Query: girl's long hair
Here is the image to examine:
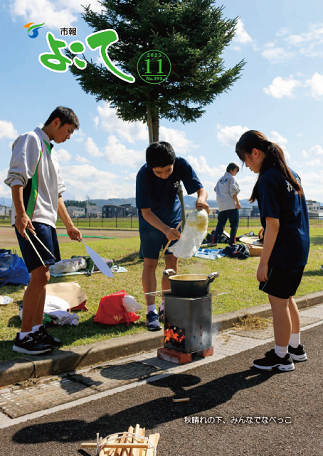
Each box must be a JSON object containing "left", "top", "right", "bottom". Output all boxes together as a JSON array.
[{"left": 235, "top": 130, "right": 303, "bottom": 202}]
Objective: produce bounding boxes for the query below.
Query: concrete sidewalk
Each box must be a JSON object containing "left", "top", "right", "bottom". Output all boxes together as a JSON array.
[{"left": 1, "top": 291, "right": 323, "bottom": 388}]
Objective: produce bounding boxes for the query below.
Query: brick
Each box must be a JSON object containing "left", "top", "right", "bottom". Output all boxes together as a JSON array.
[
  {"left": 157, "top": 348, "right": 192, "bottom": 365},
  {"left": 195, "top": 346, "right": 214, "bottom": 358}
]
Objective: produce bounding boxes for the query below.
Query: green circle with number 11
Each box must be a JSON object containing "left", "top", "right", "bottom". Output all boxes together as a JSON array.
[{"left": 137, "top": 50, "right": 171, "bottom": 84}]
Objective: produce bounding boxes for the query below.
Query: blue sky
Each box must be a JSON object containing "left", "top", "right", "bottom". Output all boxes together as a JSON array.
[{"left": 1, "top": 0, "right": 323, "bottom": 206}]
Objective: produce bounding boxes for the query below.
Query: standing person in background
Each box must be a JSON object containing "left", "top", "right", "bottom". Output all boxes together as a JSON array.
[
  {"left": 5, "top": 106, "right": 82, "bottom": 355},
  {"left": 235, "top": 130, "right": 309, "bottom": 372},
  {"left": 213, "top": 163, "right": 241, "bottom": 245}
]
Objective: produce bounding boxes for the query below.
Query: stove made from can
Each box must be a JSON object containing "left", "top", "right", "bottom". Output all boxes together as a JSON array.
[{"left": 157, "top": 293, "right": 213, "bottom": 364}]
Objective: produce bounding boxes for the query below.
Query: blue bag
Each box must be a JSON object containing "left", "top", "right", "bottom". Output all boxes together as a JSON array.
[{"left": 0, "top": 250, "right": 29, "bottom": 287}]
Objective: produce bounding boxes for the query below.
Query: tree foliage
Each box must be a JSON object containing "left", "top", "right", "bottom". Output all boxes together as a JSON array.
[{"left": 68, "top": 0, "right": 245, "bottom": 141}]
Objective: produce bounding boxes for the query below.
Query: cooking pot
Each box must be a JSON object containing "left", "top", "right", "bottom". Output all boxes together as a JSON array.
[{"left": 163, "top": 270, "right": 219, "bottom": 297}]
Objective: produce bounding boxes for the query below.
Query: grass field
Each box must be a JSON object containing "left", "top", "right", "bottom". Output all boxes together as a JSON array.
[
  {"left": 1, "top": 215, "right": 322, "bottom": 231},
  {"left": 0, "top": 225, "right": 322, "bottom": 361}
]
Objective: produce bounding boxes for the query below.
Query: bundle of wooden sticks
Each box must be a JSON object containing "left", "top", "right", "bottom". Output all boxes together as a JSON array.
[{"left": 81, "top": 423, "right": 160, "bottom": 456}]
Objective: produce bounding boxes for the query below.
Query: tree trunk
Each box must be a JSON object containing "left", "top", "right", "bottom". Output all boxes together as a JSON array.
[{"left": 147, "top": 105, "right": 159, "bottom": 144}]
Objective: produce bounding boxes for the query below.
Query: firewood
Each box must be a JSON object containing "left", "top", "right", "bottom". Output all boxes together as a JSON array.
[
  {"left": 146, "top": 433, "right": 160, "bottom": 456},
  {"left": 120, "top": 426, "right": 134, "bottom": 456},
  {"left": 138, "top": 428, "right": 146, "bottom": 456}
]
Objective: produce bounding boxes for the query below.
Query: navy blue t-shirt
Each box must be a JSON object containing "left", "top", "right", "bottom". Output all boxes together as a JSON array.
[
  {"left": 136, "top": 157, "right": 203, "bottom": 231},
  {"left": 257, "top": 167, "right": 310, "bottom": 268}
]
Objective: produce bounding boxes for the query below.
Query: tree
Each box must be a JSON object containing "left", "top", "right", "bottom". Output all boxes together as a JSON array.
[{"left": 68, "top": 0, "right": 244, "bottom": 143}]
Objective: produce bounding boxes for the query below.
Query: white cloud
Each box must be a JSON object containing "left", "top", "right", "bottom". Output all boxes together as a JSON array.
[
  {"left": 103, "top": 135, "right": 144, "bottom": 168},
  {"left": 75, "top": 154, "right": 90, "bottom": 164},
  {"left": 303, "top": 144, "right": 323, "bottom": 160},
  {"left": 261, "top": 43, "right": 294, "bottom": 63},
  {"left": 300, "top": 169, "right": 323, "bottom": 201},
  {"left": 305, "top": 73, "right": 323, "bottom": 98},
  {"left": 217, "top": 125, "right": 249, "bottom": 148},
  {"left": 233, "top": 19, "right": 252, "bottom": 44},
  {"left": 302, "top": 145, "right": 323, "bottom": 169},
  {"left": 186, "top": 155, "right": 222, "bottom": 177},
  {"left": 84, "top": 137, "right": 104, "bottom": 157},
  {"left": 0, "top": 169, "right": 11, "bottom": 198},
  {"left": 269, "top": 131, "right": 288, "bottom": 147},
  {"left": 263, "top": 76, "right": 301, "bottom": 99},
  {"left": 60, "top": 164, "right": 135, "bottom": 199},
  {"left": 97, "top": 103, "right": 147, "bottom": 144},
  {"left": 54, "top": 148, "right": 72, "bottom": 162},
  {"left": 311, "top": 145, "right": 323, "bottom": 156},
  {"left": 72, "top": 128, "right": 86, "bottom": 143},
  {"left": 269, "top": 131, "right": 290, "bottom": 159},
  {"left": 306, "top": 159, "right": 321, "bottom": 167},
  {"left": 0, "top": 120, "right": 18, "bottom": 140},
  {"left": 159, "top": 126, "right": 198, "bottom": 155},
  {"left": 284, "top": 23, "right": 323, "bottom": 57},
  {"left": 10, "top": 0, "right": 102, "bottom": 28}
]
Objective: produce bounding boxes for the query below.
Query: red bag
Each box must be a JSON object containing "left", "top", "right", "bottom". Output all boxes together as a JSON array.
[{"left": 94, "top": 290, "right": 140, "bottom": 326}]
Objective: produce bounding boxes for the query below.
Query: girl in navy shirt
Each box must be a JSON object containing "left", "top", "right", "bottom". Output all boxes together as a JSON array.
[{"left": 236, "top": 130, "right": 309, "bottom": 372}]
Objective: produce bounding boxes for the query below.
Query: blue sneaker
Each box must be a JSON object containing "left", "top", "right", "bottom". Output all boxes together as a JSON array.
[{"left": 146, "top": 311, "right": 162, "bottom": 331}]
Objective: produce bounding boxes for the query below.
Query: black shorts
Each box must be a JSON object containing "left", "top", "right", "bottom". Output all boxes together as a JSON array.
[
  {"left": 259, "top": 266, "right": 305, "bottom": 299},
  {"left": 140, "top": 225, "right": 180, "bottom": 260},
  {"left": 15, "top": 222, "right": 61, "bottom": 273}
]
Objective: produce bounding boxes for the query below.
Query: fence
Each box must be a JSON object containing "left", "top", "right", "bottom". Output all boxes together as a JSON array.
[{"left": 1, "top": 215, "right": 323, "bottom": 230}]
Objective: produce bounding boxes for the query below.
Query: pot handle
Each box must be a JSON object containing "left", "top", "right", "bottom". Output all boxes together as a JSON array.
[
  {"left": 163, "top": 268, "right": 176, "bottom": 277},
  {"left": 207, "top": 272, "right": 219, "bottom": 284}
]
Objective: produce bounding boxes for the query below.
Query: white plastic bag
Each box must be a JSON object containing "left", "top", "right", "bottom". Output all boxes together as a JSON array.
[
  {"left": 49, "top": 257, "right": 87, "bottom": 274},
  {"left": 168, "top": 209, "right": 208, "bottom": 259},
  {"left": 122, "top": 295, "right": 142, "bottom": 313}
]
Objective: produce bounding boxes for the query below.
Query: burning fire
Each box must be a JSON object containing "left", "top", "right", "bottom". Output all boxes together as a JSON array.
[{"left": 164, "top": 325, "right": 185, "bottom": 347}]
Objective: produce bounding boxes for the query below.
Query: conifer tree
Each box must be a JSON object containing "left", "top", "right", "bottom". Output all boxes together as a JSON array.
[{"left": 69, "top": 0, "right": 244, "bottom": 142}]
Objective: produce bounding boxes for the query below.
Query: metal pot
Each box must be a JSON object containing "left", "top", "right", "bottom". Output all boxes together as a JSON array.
[{"left": 163, "top": 270, "right": 219, "bottom": 297}]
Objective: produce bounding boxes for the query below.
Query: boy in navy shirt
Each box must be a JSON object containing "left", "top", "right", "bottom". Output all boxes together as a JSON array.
[{"left": 136, "top": 141, "right": 209, "bottom": 330}]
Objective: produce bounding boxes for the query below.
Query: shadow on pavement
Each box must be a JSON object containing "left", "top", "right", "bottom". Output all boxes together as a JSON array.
[{"left": 13, "top": 368, "right": 277, "bottom": 445}]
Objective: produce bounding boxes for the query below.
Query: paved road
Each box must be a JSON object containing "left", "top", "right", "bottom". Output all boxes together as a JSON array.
[{"left": 0, "top": 306, "right": 322, "bottom": 456}]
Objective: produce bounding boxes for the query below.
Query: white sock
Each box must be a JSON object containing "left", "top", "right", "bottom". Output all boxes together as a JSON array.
[
  {"left": 19, "top": 331, "right": 32, "bottom": 340},
  {"left": 275, "top": 344, "right": 288, "bottom": 358},
  {"left": 32, "top": 325, "right": 43, "bottom": 333},
  {"left": 289, "top": 332, "right": 300, "bottom": 348},
  {"left": 147, "top": 304, "right": 157, "bottom": 314},
  {"left": 160, "top": 300, "right": 165, "bottom": 311}
]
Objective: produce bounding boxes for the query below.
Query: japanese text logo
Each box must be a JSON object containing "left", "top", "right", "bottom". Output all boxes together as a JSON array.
[{"left": 39, "top": 30, "right": 135, "bottom": 83}]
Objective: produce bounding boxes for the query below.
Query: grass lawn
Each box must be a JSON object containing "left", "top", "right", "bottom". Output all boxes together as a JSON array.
[{"left": 0, "top": 226, "right": 322, "bottom": 361}]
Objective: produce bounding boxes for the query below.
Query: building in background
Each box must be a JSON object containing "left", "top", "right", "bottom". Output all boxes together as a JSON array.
[
  {"left": 306, "top": 200, "right": 321, "bottom": 218},
  {"left": 239, "top": 207, "right": 252, "bottom": 217},
  {"left": 66, "top": 206, "right": 85, "bottom": 218},
  {"left": 0, "top": 205, "right": 11, "bottom": 217},
  {"left": 102, "top": 204, "right": 137, "bottom": 218},
  {"left": 87, "top": 204, "right": 102, "bottom": 218}
]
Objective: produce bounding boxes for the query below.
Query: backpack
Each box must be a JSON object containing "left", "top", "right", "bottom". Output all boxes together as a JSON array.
[
  {"left": 0, "top": 250, "right": 30, "bottom": 287},
  {"left": 222, "top": 244, "right": 250, "bottom": 260}
]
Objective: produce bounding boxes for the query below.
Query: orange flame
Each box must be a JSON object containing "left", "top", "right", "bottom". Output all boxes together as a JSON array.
[{"left": 164, "top": 327, "right": 185, "bottom": 345}]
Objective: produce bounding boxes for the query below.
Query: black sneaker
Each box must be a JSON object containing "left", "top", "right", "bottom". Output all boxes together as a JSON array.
[
  {"left": 288, "top": 344, "right": 307, "bottom": 362},
  {"left": 34, "top": 326, "right": 62, "bottom": 347},
  {"left": 253, "top": 349, "right": 295, "bottom": 372},
  {"left": 13, "top": 332, "right": 52, "bottom": 355}
]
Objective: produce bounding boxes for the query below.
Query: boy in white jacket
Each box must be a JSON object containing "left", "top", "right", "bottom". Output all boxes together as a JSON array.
[
  {"left": 213, "top": 163, "right": 241, "bottom": 245},
  {"left": 5, "top": 106, "right": 82, "bottom": 355}
]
